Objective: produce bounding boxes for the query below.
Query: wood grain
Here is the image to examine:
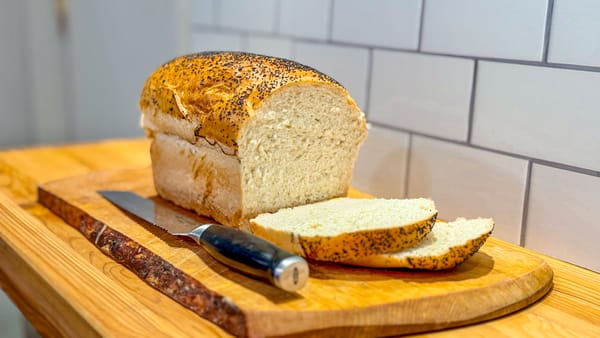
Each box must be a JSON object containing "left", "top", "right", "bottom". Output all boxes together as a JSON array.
[
  {"left": 0, "top": 138, "right": 598, "bottom": 337},
  {"left": 36, "top": 167, "right": 553, "bottom": 337},
  {"left": 37, "top": 186, "right": 247, "bottom": 337},
  {"left": 0, "top": 191, "right": 230, "bottom": 337}
]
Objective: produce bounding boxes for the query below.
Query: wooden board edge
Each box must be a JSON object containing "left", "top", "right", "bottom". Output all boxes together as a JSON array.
[
  {"left": 267, "top": 279, "right": 553, "bottom": 338},
  {"left": 37, "top": 185, "right": 249, "bottom": 338},
  {"left": 248, "top": 259, "right": 554, "bottom": 337}
]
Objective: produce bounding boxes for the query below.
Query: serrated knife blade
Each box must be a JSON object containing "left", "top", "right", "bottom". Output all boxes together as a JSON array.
[{"left": 98, "top": 190, "right": 308, "bottom": 292}]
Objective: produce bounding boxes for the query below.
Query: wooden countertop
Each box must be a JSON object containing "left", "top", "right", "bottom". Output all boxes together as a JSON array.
[{"left": 0, "top": 138, "right": 598, "bottom": 337}]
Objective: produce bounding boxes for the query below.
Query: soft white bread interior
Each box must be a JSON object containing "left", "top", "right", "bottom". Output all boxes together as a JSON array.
[
  {"left": 139, "top": 52, "right": 368, "bottom": 227},
  {"left": 344, "top": 218, "right": 494, "bottom": 270},
  {"left": 249, "top": 198, "right": 438, "bottom": 262}
]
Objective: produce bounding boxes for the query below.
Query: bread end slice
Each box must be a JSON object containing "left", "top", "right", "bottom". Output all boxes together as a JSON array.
[
  {"left": 343, "top": 217, "right": 494, "bottom": 270},
  {"left": 249, "top": 198, "right": 437, "bottom": 262}
]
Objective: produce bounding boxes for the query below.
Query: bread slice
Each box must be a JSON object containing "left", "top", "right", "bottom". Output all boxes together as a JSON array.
[
  {"left": 343, "top": 218, "right": 494, "bottom": 270},
  {"left": 249, "top": 198, "right": 438, "bottom": 262},
  {"left": 139, "top": 52, "right": 367, "bottom": 227}
]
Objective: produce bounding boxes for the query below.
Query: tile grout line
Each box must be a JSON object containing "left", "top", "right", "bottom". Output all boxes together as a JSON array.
[
  {"left": 272, "top": 0, "right": 281, "bottom": 34},
  {"left": 403, "top": 133, "right": 414, "bottom": 198},
  {"left": 240, "top": 32, "right": 250, "bottom": 52},
  {"left": 19, "top": 0, "right": 36, "bottom": 144},
  {"left": 327, "top": 0, "right": 335, "bottom": 42},
  {"left": 369, "top": 120, "right": 600, "bottom": 178},
  {"left": 188, "top": 24, "right": 600, "bottom": 74},
  {"left": 466, "top": 60, "right": 478, "bottom": 143},
  {"left": 363, "top": 48, "right": 374, "bottom": 118},
  {"left": 59, "top": 27, "right": 76, "bottom": 141},
  {"left": 212, "top": 0, "right": 221, "bottom": 26},
  {"left": 542, "top": 0, "right": 555, "bottom": 63},
  {"left": 290, "top": 37, "right": 298, "bottom": 60},
  {"left": 519, "top": 161, "right": 533, "bottom": 247},
  {"left": 531, "top": 158, "right": 600, "bottom": 177},
  {"left": 417, "top": 0, "right": 426, "bottom": 52}
]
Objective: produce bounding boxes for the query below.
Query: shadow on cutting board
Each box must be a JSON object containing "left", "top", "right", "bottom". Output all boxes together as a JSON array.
[{"left": 308, "top": 252, "right": 495, "bottom": 283}]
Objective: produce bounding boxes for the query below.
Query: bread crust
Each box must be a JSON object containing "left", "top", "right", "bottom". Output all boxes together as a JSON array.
[
  {"left": 139, "top": 51, "right": 359, "bottom": 150},
  {"left": 249, "top": 214, "right": 437, "bottom": 262},
  {"left": 344, "top": 219, "right": 494, "bottom": 270},
  {"left": 150, "top": 133, "right": 243, "bottom": 226}
]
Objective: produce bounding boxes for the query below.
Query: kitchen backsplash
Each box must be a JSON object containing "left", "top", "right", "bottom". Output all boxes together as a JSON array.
[{"left": 189, "top": 0, "right": 599, "bottom": 272}]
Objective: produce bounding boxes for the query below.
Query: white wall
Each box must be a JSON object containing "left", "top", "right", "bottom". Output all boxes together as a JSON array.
[
  {"left": 188, "top": 0, "right": 600, "bottom": 272},
  {"left": 24, "top": 0, "right": 70, "bottom": 144},
  {"left": 0, "top": 0, "right": 31, "bottom": 148},
  {"left": 66, "top": 1, "right": 184, "bottom": 141},
  {"left": 0, "top": 0, "right": 185, "bottom": 148},
  {"left": 0, "top": 2, "right": 186, "bottom": 336}
]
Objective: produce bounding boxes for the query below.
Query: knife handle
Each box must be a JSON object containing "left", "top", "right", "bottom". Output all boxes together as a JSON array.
[{"left": 195, "top": 224, "right": 309, "bottom": 292}]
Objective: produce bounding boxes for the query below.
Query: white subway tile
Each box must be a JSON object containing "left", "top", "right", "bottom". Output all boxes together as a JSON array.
[
  {"left": 189, "top": 0, "right": 216, "bottom": 25},
  {"left": 422, "top": 0, "right": 548, "bottom": 60},
  {"left": 408, "top": 136, "right": 528, "bottom": 244},
  {"left": 219, "top": 0, "right": 277, "bottom": 33},
  {"left": 332, "top": 0, "right": 421, "bottom": 49},
  {"left": 368, "top": 51, "right": 474, "bottom": 141},
  {"left": 548, "top": 0, "right": 600, "bottom": 67},
  {"left": 189, "top": 31, "right": 243, "bottom": 52},
  {"left": 293, "top": 42, "right": 369, "bottom": 110},
  {"left": 352, "top": 126, "right": 409, "bottom": 198},
  {"left": 472, "top": 62, "right": 600, "bottom": 171},
  {"left": 525, "top": 165, "right": 600, "bottom": 272},
  {"left": 246, "top": 35, "right": 293, "bottom": 59},
  {"left": 279, "top": 0, "right": 331, "bottom": 40}
]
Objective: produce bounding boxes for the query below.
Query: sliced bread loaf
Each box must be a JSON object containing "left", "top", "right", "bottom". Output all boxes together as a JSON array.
[
  {"left": 343, "top": 218, "right": 494, "bottom": 270},
  {"left": 249, "top": 198, "right": 437, "bottom": 262},
  {"left": 139, "top": 52, "right": 367, "bottom": 227}
]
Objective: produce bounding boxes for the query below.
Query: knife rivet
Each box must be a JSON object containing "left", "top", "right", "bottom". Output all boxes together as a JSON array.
[{"left": 293, "top": 266, "right": 299, "bottom": 285}]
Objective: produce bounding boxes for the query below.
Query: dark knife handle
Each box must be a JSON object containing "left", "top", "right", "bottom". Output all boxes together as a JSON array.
[{"left": 196, "top": 224, "right": 309, "bottom": 292}]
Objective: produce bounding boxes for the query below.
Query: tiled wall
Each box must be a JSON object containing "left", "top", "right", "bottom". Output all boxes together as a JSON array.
[{"left": 188, "top": 0, "right": 600, "bottom": 272}]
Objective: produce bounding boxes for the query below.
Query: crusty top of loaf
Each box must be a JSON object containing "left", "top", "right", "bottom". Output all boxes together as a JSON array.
[{"left": 139, "top": 51, "right": 359, "bottom": 149}]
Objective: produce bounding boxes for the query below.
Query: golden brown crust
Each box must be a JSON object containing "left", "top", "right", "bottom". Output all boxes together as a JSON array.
[
  {"left": 249, "top": 214, "right": 437, "bottom": 262},
  {"left": 344, "top": 220, "right": 494, "bottom": 270},
  {"left": 139, "top": 51, "right": 355, "bottom": 149},
  {"left": 346, "top": 233, "right": 491, "bottom": 270}
]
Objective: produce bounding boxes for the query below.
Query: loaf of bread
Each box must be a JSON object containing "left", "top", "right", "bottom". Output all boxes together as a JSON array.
[
  {"left": 249, "top": 198, "right": 438, "bottom": 262},
  {"left": 343, "top": 218, "right": 494, "bottom": 270},
  {"left": 139, "top": 52, "right": 367, "bottom": 227}
]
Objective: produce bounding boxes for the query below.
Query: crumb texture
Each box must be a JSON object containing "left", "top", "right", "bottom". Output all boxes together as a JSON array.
[
  {"left": 252, "top": 198, "right": 436, "bottom": 236},
  {"left": 250, "top": 198, "right": 438, "bottom": 261}
]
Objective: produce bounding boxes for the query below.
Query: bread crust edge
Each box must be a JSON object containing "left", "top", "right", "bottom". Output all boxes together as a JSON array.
[{"left": 249, "top": 213, "right": 437, "bottom": 262}]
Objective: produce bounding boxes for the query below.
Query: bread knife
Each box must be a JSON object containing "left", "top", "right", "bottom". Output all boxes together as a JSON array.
[{"left": 97, "top": 190, "right": 309, "bottom": 292}]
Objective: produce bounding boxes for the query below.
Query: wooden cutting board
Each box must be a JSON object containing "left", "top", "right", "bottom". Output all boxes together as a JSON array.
[{"left": 37, "top": 168, "right": 553, "bottom": 338}]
